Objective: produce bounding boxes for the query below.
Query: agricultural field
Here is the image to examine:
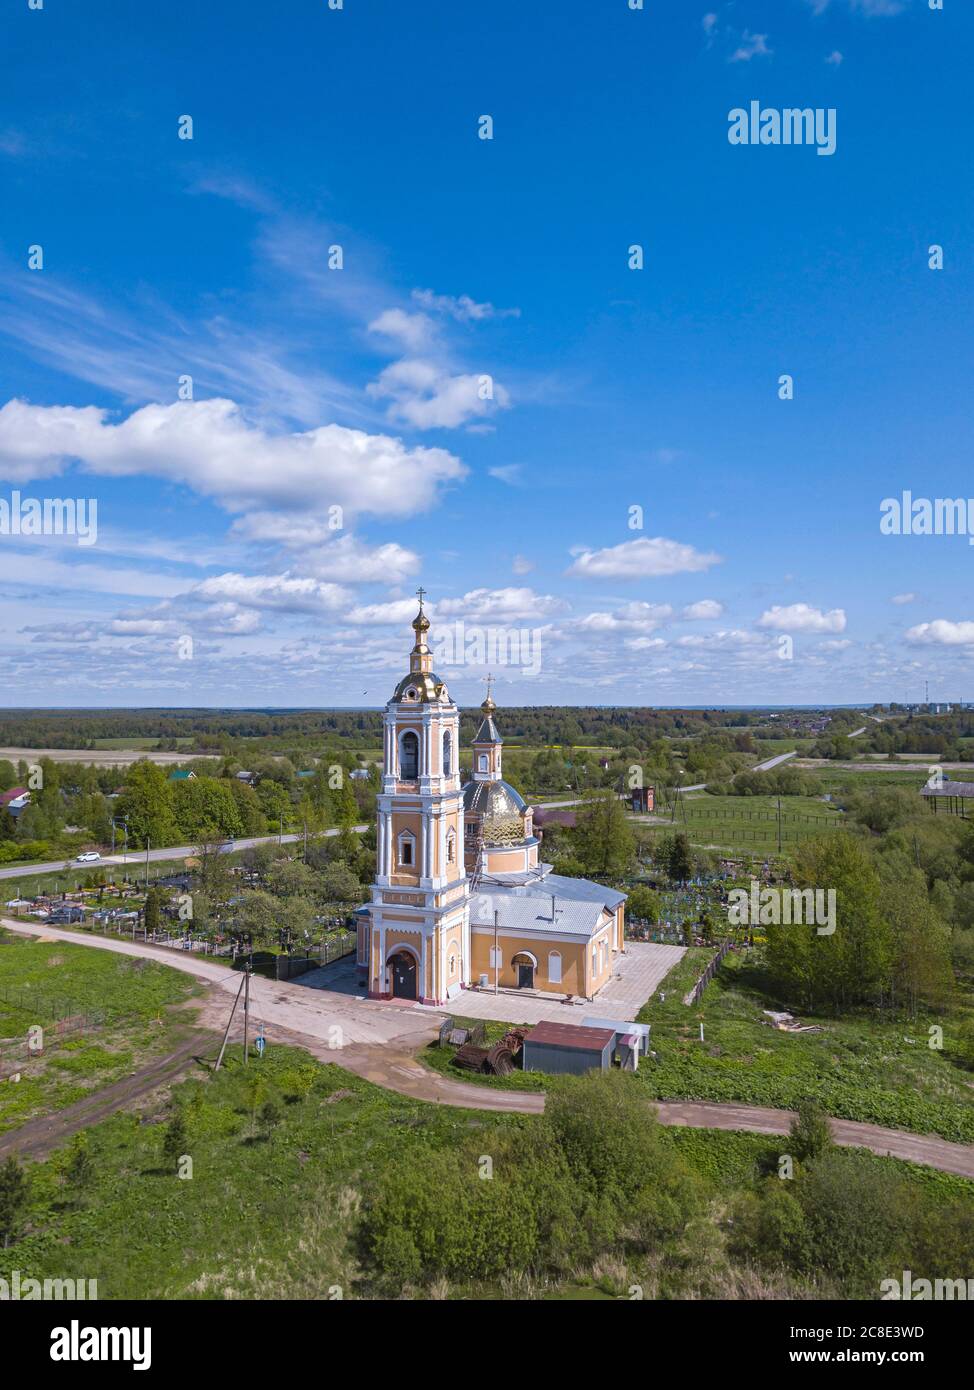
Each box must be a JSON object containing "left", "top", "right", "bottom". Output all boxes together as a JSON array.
[{"left": 0, "top": 931, "right": 200, "bottom": 1135}]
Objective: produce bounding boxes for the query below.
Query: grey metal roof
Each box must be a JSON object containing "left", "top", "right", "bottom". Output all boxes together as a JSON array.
[
  {"left": 473, "top": 715, "right": 503, "bottom": 744},
  {"left": 478, "top": 865, "right": 626, "bottom": 912},
  {"left": 538, "top": 873, "right": 626, "bottom": 911},
  {"left": 469, "top": 887, "right": 609, "bottom": 938},
  {"left": 921, "top": 782, "right": 974, "bottom": 797}
]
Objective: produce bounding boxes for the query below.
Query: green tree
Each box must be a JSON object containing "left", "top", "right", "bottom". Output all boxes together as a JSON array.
[
  {"left": 116, "top": 759, "right": 179, "bottom": 848},
  {"left": 64, "top": 1133, "right": 94, "bottom": 1197},
  {"left": 0, "top": 1156, "right": 29, "bottom": 1248},
  {"left": 626, "top": 885, "right": 661, "bottom": 923},
  {"left": 789, "top": 1100, "right": 833, "bottom": 1163},
  {"left": 765, "top": 836, "right": 894, "bottom": 1013},
  {"left": 162, "top": 1111, "right": 188, "bottom": 1170},
  {"left": 143, "top": 886, "right": 162, "bottom": 935},
  {"left": 572, "top": 792, "right": 635, "bottom": 878}
]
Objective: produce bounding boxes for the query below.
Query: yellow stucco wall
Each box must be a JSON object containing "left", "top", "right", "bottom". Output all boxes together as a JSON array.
[{"left": 470, "top": 930, "right": 595, "bottom": 996}]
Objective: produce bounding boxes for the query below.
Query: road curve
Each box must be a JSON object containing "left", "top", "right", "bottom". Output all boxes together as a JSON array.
[{"left": 3, "top": 920, "right": 972, "bottom": 1177}]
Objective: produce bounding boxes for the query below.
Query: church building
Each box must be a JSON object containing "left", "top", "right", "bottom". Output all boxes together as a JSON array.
[{"left": 358, "top": 594, "right": 627, "bottom": 1005}]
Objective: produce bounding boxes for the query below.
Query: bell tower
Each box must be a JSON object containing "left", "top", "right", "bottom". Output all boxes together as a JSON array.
[
  {"left": 365, "top": 589, "right": 470, "bottom": 1004},
  {"left": 471, "top": 675, "right": 503, "bottom": 782}
]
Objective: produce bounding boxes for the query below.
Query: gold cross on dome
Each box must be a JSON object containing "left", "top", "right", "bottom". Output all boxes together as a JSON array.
[
  {"left": 483, "top": 673, "right": 494, "bottom": 699},
  {"left": 415, "top": 585, "right": 427, "bottom": 608}
]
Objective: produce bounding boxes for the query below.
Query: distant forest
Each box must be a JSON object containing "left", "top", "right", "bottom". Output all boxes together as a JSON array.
[{"left": 0, "top": 705, "right": 812, "bottom": 752}]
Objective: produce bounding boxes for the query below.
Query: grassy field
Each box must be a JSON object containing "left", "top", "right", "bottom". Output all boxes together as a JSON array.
[
  {"left": 0, "top": 931, "right": 200, "bottom": 1135},
  {"left": 648, "top": 793, "right": 847, "bottom": 854},
  {"left": 7, "top": 1039, "right": 972, "bottom": 1301},
  {"left": 637, "top": 952, "right": 974, "bottom": 1144},
  {"left": 423, "top": 950, "right": 974, "bottom": 1146}
]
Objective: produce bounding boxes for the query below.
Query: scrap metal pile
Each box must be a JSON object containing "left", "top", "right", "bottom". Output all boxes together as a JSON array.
[{"left": 450, "top": 1028, "right": 527, "bottom": 1076}]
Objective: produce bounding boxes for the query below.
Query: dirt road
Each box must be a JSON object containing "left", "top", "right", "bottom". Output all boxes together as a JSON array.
[
  {"left": 4, "top": 919, "right": 973, "bottom": 1178},
  {"left": 0, "top": 1031, "right": 214, "bottom": 1162}
]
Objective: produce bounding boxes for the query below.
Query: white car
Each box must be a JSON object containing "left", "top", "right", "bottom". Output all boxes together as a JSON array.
[{"left": 75, "top": 851, "right": 101, "bottom": 863}]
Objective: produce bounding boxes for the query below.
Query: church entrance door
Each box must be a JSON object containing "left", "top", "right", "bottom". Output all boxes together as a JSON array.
[
  {"left": 513, "top": 954, "right": 535, "bottom": 989},
  {"left": 389, "top": 950, "right": 418, "bottom": 1000}
]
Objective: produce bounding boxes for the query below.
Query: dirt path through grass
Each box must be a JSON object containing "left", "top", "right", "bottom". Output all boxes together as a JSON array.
[
  {"left": 3, "top": 920, "right": 973, "bottom": 1178},
  {"left": 0, "top": 1029, "right": 213, "bottom": 1161}
]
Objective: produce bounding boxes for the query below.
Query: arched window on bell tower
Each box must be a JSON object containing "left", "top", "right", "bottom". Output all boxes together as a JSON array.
[
  {"left": 400, "top": 731, "right": 419, "bottom": 780},
  {"left": 443, "top": 730, "right": 453, "bottom": 777}
]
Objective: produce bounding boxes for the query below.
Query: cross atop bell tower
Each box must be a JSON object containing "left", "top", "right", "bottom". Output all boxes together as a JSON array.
[{"left": 472, "top": 673, "right": 503, "bottom": 781}]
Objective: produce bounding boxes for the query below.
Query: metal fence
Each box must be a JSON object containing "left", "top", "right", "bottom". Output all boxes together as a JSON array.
[{"left": 317, "top": 931, "right": 356, "bottom": 966}]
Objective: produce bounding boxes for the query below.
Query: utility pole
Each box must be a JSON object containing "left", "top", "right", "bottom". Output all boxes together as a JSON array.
[
  {"left": 243, "top": 964, "right": 251, "bottom": 1065},
  {"left": 493, "top": 909, "right": 499, "bottom": 995},
  {"left": 776, "top": 797, "right": 782, "bottom": 855},
  {"left": 145, "top": 836, "right": 150, "bottom": 887},
  {"left": 279, "top": 812, "right": 284, "bottom": 846},
  {"left": 214, "top": 971, "right": 247, "bottom": 1071}
]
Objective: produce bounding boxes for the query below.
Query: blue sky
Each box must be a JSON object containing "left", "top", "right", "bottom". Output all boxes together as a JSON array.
[{"left": 0, "top": 0, "right": 971, "bottom": 709}]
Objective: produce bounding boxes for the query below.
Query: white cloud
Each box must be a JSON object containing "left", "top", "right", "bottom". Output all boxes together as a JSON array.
[
  {"left": 681, "top": 599, "right": 724, "bottom": 621},
  {"left": 826, "top": 51, "right": 844, "bottom": 65},
  {"left": 411, "top": 289, "right": 519, "bottom": 323},
  {"left": 891, "top": 592, "right": 916, "bottom": 605},
  {"left": 230, "top": 518, "right": 420, "bottom": 583},
  {"left": 0, "top": 397, "right": 466, "bottom": 522},
  {"left": 346, "top": 598, "right": 421, "bottom": 627},
  {"left": 906, "top": 620, "right": 974, "bottom": 647},
  {"left": 366, "top": 359, "right": 510, "bottom": 430},
  {"left": 757, "top": 603, "right": 847, "bottom": 633},
  {"left": 702, "top": 14, "right": 718, "bottom": 38},
  {"left": 808, "top": 0, "right": 904, "bottom": 12},
  {"left": 677, "top": 629, "right": 766, "bottom": 649},
  {"left": 189, "top": 572, "right": 351, "bottom": 614},
  {"left": 512, "top": 554, "right": 534, "bottom": 575},
  {"left": 567, "top": 536, "right": 722, "bottom": 580},
  {"left": 576, "top": 602, "right": 673, "bottom": 633},
  {"left": 488, "top": 464, "right": 522, "bottom": 485},
  {"left": 729, "top": 31, "right": 772, "bottom": 63},
  {"left": 367, "top": 307, "right": 436, "bottom": 352},
  {"left": 820, "top": 638, "right": 852, "bottom": 651},
  {"left": 436, "top": 587, "right": 566, "bottom": 621}
]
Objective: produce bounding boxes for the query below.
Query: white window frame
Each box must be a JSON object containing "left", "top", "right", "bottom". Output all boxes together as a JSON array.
[
  {"left": 548, "top": 950, "right": 562, "bottom": 984},
  {"left": 397, "top": 829, "right": 416, "bottom": 867}
]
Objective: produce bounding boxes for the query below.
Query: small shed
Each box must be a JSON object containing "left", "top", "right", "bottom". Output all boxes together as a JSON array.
[
  {"left": 583, "top": 1016, "right": 651, "bottom": 1057},
  {"left": 522, "top": 1021, "right": 615, "bottom": 1076}
]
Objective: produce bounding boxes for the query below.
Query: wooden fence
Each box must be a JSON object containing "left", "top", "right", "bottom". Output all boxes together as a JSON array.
[{"left": 683, "top": 942, "right": 733, "bottom": 1006}]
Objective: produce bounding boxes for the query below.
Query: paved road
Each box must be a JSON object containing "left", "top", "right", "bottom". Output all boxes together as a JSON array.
[
  {"left": 751, "top": 749, "right": 799, "bottom": 773},
  {"left": 5, "top": 920, "right": 972, "bottom": 1176},
  {"left": 0, "top": 826, "right": 368, "bottom": 884},
  {"left": 847, "top": 727, "right": 868, "bottom": 739}
]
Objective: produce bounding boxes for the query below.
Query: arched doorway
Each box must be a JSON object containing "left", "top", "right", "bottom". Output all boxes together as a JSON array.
[
  {"left": 388, "top": 949, "right": 418, "bottom": 1000},
  {"left": 512, "top": 951, "right": 536, "bottom": 990}
]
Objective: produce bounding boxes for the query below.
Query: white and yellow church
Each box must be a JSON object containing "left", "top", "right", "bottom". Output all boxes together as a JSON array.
[{"left": 357, "top": 595, "right": 627, "bottom": 1005}]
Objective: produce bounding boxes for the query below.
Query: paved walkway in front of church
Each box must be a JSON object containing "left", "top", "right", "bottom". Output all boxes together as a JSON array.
[{"left": 412, "top": 942, "right": 687, "bottom": 1025}]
